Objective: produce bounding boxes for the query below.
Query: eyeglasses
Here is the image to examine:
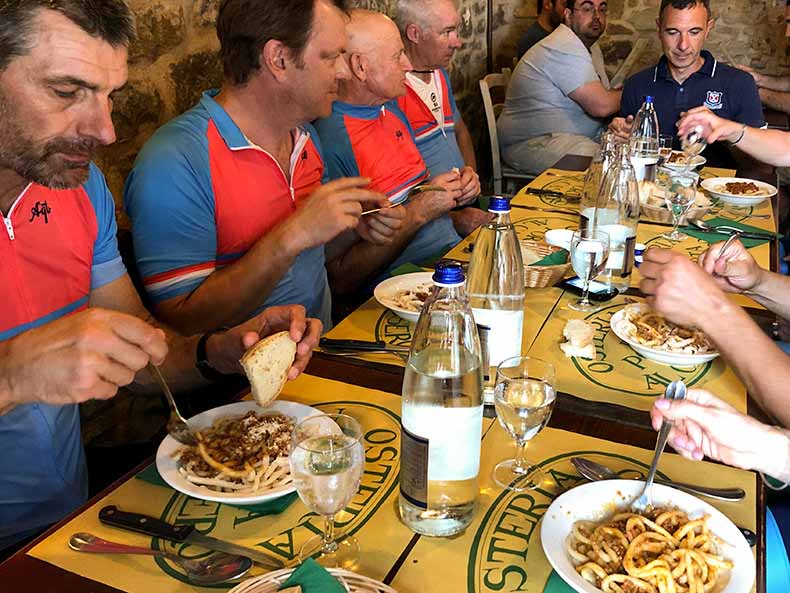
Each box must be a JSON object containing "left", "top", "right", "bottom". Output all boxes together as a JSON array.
[{"left": 572, "top": 4, "right": 608, "bottom": 16}]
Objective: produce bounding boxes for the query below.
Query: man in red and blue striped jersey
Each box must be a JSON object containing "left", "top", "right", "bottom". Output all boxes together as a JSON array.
[{"left": 0, "top": 0, "right": 320, "bottom": 551}]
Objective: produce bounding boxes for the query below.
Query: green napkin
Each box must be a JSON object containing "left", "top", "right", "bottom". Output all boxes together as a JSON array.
[
  {"left": 135, "top": 463, "right": 298, "bottom": 514},
  {"left": 532, "top": 249, "right": 569, "bottom": 267},
  {"left": 683, "top": 217, "right": 776, "bottom": 248},
  {"left": 390, "top": 262, "right": 426, "bottom": 276},
  {"left": 278, "top": 558, "right": 346, "bottom": 593},
  {"left": 542, "top": 571, "right": 577, "bottom": 593}
]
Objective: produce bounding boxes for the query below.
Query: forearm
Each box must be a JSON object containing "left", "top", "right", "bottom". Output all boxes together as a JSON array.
[
  {"left": 755, "top": 73, "right": 790, "bottom": 93},
  {"left": 455, "top": 118, "right": 477, "bottom": 171},
  {"left": 700, "top": 300, "right": 790, "bottom": 426},
  {"left": 759, "top": 88, "right": 790, "bottom": 114},
  {"left": 745, "top": 270, "right": 790, "bottom": 318},
  {"left": 726, "top": 126, "right": 790, "bottom": 167},
  {"left": 758, "top": 427, "right": 790, "bottom": 482},
  {"left": 155, "top": 225, "right": 301, "bottom": 334}
]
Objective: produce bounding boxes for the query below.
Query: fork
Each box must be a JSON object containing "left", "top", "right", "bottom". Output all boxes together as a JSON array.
[
  {"left": 148, "top": 362, "right": 197, "bottom": 445},
  {"left": 631, "top": 380, "right": 687, "bottom": 513}
]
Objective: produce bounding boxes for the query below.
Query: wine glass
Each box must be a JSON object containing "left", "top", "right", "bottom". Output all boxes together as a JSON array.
[
  {"left": 662, "top": 170, "right": 699, "bottom": 241},
  {"left": 568, "top": 229, "right": 610, "bottom": 312},
  {"left": 290, "top": 414, "right": 364, "bottom": 569},
  {"left": 493, "top": 356, "right": 557, "bottom": 492}
]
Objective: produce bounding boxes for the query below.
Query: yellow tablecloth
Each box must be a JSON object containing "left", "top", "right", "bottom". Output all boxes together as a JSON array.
[
  {"left": 391, "top": 424, "right": 757, "bottom": 593},
  {"left": 527, "top": 293, "right": 748, "bottom": 412}
]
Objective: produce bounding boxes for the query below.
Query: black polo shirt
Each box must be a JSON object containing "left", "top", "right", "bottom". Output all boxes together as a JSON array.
[{"left": 621, "top": 51, "right": 765, "bottom": 168}]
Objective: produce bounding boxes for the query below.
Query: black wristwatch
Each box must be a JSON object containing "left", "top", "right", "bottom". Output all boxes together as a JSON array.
[{"left": 195, "top": 331, "right": 231, "bottom": 381}]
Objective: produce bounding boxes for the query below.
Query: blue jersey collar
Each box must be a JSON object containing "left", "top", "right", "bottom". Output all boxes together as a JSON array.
[
  {"left": 332, "top": 100, "right": 398, "bottom": 120},
  {"left": 654, "top": 50, "right": 717, "bottom": 83}
]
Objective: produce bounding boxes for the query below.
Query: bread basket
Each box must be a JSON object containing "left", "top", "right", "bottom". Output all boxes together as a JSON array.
[
  {"left": 228, "top": 568, "right": 397, "bottom": 593},
  {"left": 520, "top": 240, "right": 571, "bottom": 288},
  {"left": 640, "top": 202, "right": 710, "bottom": 225}
]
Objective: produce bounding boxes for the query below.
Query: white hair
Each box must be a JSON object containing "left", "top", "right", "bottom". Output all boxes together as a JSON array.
[{"left": 395, "top": 0, "right": 457, "bottom": 37}]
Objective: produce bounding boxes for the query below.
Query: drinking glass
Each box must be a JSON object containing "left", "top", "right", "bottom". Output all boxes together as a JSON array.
[
  {"left": 290, "top": 414, "right": 365, "bottom": 569},
  {"left": 493, "top": 356, "right": 557, "bottom": 491},
  {"left": 657, "top": 135, "right": 673, "bottom": 165},
  {"left": 662, "top": 170, "right": 699, "bottom": 241},
  {"left": 568, "top": 229, "right": 610, "bottom": 312}
]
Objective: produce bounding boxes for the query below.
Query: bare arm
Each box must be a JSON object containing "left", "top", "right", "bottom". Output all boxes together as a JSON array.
[
  {"left": 678, "top": 106, "right": 790, "bottom": 167},
  {"left": 569, "top": 82, "right": 622, "bottom": 119},
  {"left": 759, "top": 88, "right": 790, "bottom": 115}
]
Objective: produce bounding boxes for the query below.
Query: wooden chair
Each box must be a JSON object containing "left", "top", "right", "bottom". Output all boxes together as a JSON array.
[{"left": 479, "top": 68, "right": 534, "bottom": 195}]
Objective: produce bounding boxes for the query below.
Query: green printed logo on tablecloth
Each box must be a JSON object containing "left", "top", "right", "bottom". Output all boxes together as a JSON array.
[
  {"left": 570, "top": 303, "right": 710, "bottom": 397},
  {"left": 152, "top": 401, "right": 401, "bottom": 585},
  {"left": 467, "top": 451, "right": 669, "bottom": 593},
  {"left": 374, "top": 309, "right": 414, "bottom": 346},
  {"left": 644, "top": 234, "right": 712, "bottom": 262},
  {"left": 514, "top": 216, "right": 577, "bottom": 242}
]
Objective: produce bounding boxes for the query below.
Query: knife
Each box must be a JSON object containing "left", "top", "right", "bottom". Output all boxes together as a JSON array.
[
  {"left": 694, "top": 229, "right": 777, "bottom": 241},
  {"left": 99, "top": 505, "right": 284, "bottom": 569},
  {"left": 319, "top": 338, "right": 410, "bottom": 353},
  {"left": 526, "top": 187, "right": 582, "bottom": 201}
]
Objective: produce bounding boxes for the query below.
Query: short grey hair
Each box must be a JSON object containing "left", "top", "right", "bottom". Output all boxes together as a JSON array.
[{"left": 396, "top": 0, "right": 458, "bottom": 37}]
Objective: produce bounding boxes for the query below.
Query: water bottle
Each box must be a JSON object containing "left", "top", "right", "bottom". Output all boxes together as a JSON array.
[
  {"left": 466, "top": 196, "right": 525, "bottom": 404},
  {"left": 580, "top": 131, "right": 616, "bottom": 232},
  {"left": 591, "top": 143, "right": 640, "bottom": 293},
  {"left": 399, "top": 261, "right": 484, "bottom": 537},
  {"left": 630, "top": 95, "right": 660, "bottom": 183}
]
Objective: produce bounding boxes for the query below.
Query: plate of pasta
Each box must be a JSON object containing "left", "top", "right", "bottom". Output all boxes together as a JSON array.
[
  {"left": 610, "top": 304, "right": 718, "bottom": 367},
  {"left": 374, "top": 271, "right": 434, "bottom": 323},
  {"left": 156, "top": 400, "right": 320, "bottom": 504},
  {"left": 541, "top": 480, "right": 754, "bottom": 593},
  {"left": 701, "top": 177, "right": 776, "bottom": 206}
]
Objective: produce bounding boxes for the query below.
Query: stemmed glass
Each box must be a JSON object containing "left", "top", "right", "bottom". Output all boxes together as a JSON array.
[
  {"left": 662, "top": 171, "right": 699, "bottom": 241},
  {"left": 493, "top": 356, "right": 557, "bottom": 492},
  {"left": 568, "top": 229, "right": 610, "bottom": 312},
  {"left": 290, "top": 414, "right": 365, "bottom": 569},
  {"left": 657, "top": 135, "right": 673, "bottom": 165}
]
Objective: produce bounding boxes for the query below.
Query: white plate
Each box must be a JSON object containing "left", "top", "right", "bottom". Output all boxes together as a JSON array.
[
  {"left": 373, "top": 271, "right": 434, "bottom": 323},
  {"left": 156, "top": 400, "right": 320, "bottom": 505},
  {"left": 701, "top": 176, "right": 777, "bottom": 206},
  {"left": 541, "top": 480, "right": 755, "bottom": 593},
  {"left": 663, "top": 152, "right": 706, "bottom": 170},
  {"left": 545, "top": 228, "right": 574, "bottom": 251},
  {"left": 610, "top": 305, "right": 719, "bottom": 367}
]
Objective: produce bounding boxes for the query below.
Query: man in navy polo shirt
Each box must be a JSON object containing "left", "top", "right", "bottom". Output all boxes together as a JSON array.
[{"left": 610, "top": 0, "right": 764, "bottom": 168}]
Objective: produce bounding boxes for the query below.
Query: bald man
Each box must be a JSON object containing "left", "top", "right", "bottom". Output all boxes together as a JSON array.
[{"left": 313, "top": 9, "right": 464, "bottom": 292}]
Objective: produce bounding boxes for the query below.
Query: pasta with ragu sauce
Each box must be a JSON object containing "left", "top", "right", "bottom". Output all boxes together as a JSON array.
[
  {"left": 613, "top": 305, "right": 715, "bottom": 356},
  {"left": 567, "top": 508, "right": 733, "bottom": 593}
]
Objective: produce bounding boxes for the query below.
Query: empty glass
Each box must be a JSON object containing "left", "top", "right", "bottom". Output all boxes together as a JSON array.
[
  {"left": 662, "top": 170, "right": 699, "bottom": 241},
  {"left": 657, "top": 135, "right": 673, "bottom": 165},
  {"left": 290, "top": 414, "right": 364, "bottom": 569},
  {"left": 493, "top": 356, "right": 557, "bottom": 491},
  {"left": 568, "top": 229, "right": 610, "bottom": 312}
]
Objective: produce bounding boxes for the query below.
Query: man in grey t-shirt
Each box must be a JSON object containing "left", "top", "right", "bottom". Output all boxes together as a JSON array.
[{"left": 498, "top": 0, "right": 620, "bottom": 175}]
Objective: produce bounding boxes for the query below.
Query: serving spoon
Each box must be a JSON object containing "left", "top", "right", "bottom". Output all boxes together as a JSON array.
[{"left": 69, "top": 533, "right": 252, "bottom": 585}]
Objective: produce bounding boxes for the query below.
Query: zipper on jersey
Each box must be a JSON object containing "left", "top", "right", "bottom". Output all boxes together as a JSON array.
[{"left": 1, "top": 183, "right": 32, "bottom": 241}]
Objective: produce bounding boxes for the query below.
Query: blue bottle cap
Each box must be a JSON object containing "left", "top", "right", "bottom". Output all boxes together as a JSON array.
[
  {"left": 645, "top": 95, "right": 654, "bottom": 104},
  {"left": 488, "top": 196, "right": 511, "bottom": 213},
  {"left": 432, "top": 260, "right": 465, "bottom": 286}
]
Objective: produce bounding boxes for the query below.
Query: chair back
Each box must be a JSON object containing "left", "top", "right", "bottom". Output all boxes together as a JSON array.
[{"left": 480, "top": 68, "right": 512, "bottom": 194}]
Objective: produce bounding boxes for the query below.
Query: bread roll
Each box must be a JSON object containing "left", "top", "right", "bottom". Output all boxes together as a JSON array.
[
  {"left": 240, "top": 331, "right": 297, "bottom": 407},
  {"left": 560, "top": 319, "right": 596, "bottom": 360}
]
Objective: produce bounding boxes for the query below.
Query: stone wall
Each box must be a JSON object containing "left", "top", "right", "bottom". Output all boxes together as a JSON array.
[{"left": 101, "top": 0, "right": 789, "bottom": 220}]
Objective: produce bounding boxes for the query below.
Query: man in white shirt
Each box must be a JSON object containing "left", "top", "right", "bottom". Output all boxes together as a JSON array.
[{"left": 497, "top": 0, "right": 620, "bottom": 175}]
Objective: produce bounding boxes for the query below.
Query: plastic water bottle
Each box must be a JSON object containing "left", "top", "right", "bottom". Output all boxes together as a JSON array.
[
  {"left": 591, "top": 143, "right": 640, "bottom": 293},
  {"left": 630, "top": 96, "right": 660, "bottom": 183},
  {"left": 466, "top": 196, "right": 525, "bottom": 404},
  {"left": 399, "top": 261, "right": 484, "bottom": 537},
  {"left": 580, "top": 131, "right": 616, "bottom": 232}
]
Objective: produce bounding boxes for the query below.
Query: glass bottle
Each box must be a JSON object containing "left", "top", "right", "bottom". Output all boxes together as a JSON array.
[
  {"left": 630, "top": 95, "right": 660, "bottom": 183},
  {"left": 580, "top": 131, "right": 616, "bottom": 232}
]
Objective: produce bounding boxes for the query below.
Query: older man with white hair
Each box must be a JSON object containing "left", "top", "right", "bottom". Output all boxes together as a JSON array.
[
  {"left": 395, "top": 0, "right": 488, "bottom": 236},
  {"left": 314, "top": 9, "right": 464, "bottom": 289}
]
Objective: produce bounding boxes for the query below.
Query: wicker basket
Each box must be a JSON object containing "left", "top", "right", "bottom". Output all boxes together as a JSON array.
[
  {"left": 641, "top": 202, "right": 710, "bottom": 225},
  {"left": 228, "top": 568, "right": 398, "bottom": 593},
  {"left": 520, "top": 240, "right": 571, "bottom": 288}
]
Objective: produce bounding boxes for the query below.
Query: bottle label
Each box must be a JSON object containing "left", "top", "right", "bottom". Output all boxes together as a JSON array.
[
  {"left": 400, "top": 424, "right": 429, "bottom": 509},
  {"left": 471, "top": 308, "right": 523, "bottom": 369},
  {"left": 402, "top": 405, "right": 484, "bottom": 482}
]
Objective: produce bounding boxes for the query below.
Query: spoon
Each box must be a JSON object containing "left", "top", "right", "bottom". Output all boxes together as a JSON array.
[
  {"left": 632, "top": 380, "right": 687, "bottom": 513},
  {"left": 690, "top": 219, "right": 775, "bottom": 240},
  {"left": 68, "top": 532, "right": 252, "bottom": 585},
  {"left": 570, "top": 457, "right": 745, "bottom": 501},
  {"left": 148, "top": 362, "right": 197, "bottom": 446}
]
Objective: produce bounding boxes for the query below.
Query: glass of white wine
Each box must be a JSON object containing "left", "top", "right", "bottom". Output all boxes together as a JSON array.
[
  {"left": 568, "top": 229, "right": 610, "bottom": 312},
  {"left": 493, "top": 356, "right": 557, "bottom": 492},
  {"left": 663, "top": 170, "right": 699, "bottom": 241},
  {"left": 290, "top": 414, "right": 364, "bottom": 569}
]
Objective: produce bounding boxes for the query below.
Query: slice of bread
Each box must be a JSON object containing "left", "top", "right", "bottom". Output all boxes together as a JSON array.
[
  {"left": 240, "top": 331, "right": 297, "bottom": 407},
  {"left": 560, "top": 319, "right": 596, "bottom": 360}
]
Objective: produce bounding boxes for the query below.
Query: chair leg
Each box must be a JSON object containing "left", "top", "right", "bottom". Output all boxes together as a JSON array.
[{"left": 494, "top": 177, "right": 502, "bottom": 195}]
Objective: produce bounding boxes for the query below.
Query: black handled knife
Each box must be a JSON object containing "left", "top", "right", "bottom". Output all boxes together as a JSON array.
[
  {"left": 319, "top": 338, "right": 409, "bottom": 352},
  {"left": 99, "top": 505, "right": 284, "bottom": 569},
  {"left": 526, "top": 187, "right": 582, "bottom": 201}
]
